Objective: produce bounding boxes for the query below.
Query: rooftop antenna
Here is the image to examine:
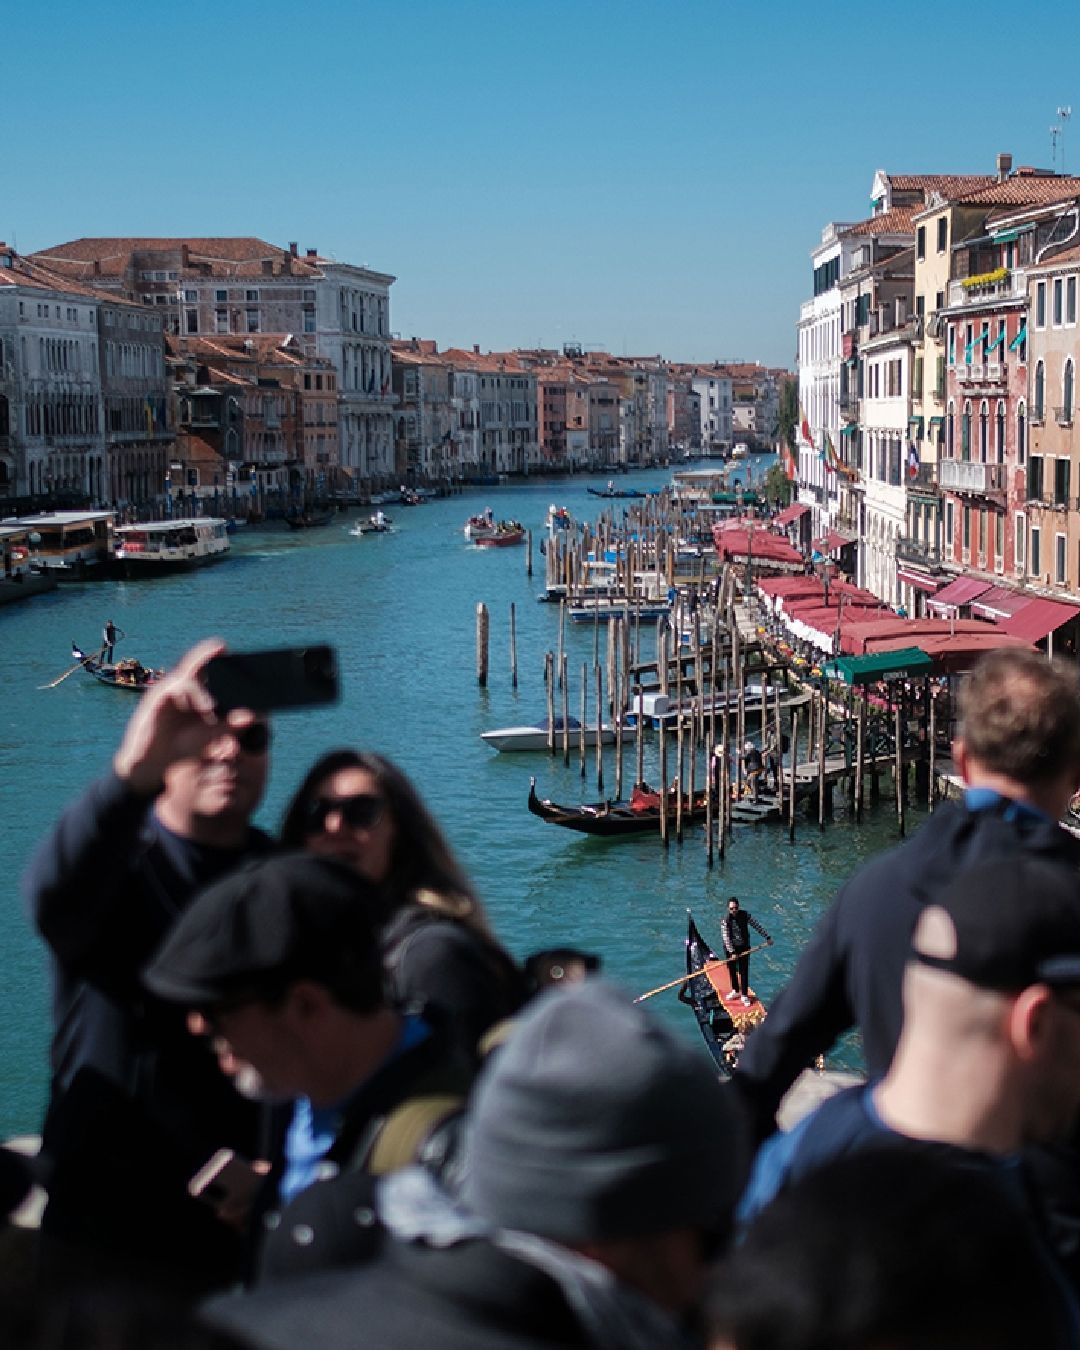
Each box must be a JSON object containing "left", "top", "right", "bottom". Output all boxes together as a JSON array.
[
  {"left": 1058, "top": 106, "right": 1072, "bottom": 173},
  {"left": 1051, "top": 123, "right": 1060, "bottom": 172}
]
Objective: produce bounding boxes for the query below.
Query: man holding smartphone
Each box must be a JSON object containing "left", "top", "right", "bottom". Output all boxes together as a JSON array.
[{"left": 23, "top": 638, "right": 273, "bottom": 1296}]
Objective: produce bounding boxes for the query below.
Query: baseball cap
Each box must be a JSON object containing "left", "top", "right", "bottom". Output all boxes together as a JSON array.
[
  {"left": 143, "top": 852, "right": 384, "bottom": 1006},
  {"left": 914, "top": 856, "right": 1080, "bottom": 992}
]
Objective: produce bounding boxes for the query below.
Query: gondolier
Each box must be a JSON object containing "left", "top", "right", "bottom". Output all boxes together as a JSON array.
[
  {"left": 102, "top": 618, "right": 124, "bottom": 662},
  {"left": 722, "top": 896, "right": 772, "bottom": 1006}
]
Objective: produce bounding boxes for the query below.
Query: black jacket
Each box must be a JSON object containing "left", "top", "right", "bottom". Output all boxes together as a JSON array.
[
  {"left": 734, "top": 797, "right": 1080, "bottom": 1134},
  {"left": 23, "top": 771, "right": 272, "bottom": 1289}
]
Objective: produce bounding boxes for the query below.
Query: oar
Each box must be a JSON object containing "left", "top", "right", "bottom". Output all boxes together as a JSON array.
[
  {"left": 38, "top": 645, "right": 106, "bottom": 690},
  {"left": 633, "top": 939, "right": 773, "bottom": 1003}
]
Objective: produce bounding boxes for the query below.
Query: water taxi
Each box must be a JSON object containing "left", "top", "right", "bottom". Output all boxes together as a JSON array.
[{"left": 15, "top": 511, "right": 115, "bottom": 577}]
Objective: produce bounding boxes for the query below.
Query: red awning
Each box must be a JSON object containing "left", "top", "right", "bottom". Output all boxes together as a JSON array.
[
  {"left": 896, "top": 568, "right": 944, "bottom": 593},
  {"left": 712, "top": 523, "right": 803, "bottom": 565},
  {"left": 774, "top": 503, "right": 810, "bottom": 527},
  {"left": 838, "top": 617, "right": 996, "bottom": 656},
  {"left": 926, "top": 576, "right": 994, "bottom": 613},
  {"left": 996, "top": 597, "right": 1080, "bottom": 642},
  {"left": 970, "top": 585, "right": 1030, "bottom": 620},
  {"left": 813, "top": 530, "right": 855, "bottom": 554}
]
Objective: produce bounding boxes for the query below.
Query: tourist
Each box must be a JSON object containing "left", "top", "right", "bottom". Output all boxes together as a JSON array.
[
  {"left": 734, "top": 647, "right": 1080, "bottom": 1138},
  {"left": 741, "top": 741, "right": 763, "bottom": 801},
  {"left": 737, "top": 856, "right": 1080, "bottom": 1336},
  {"left": 203, "top": 981, "right": 749, "bottom": 1347},
  {"left": 22, "top": 638, "right": 273, "bottom": 1296},
  {"left": 279, "top": 749, "right": 526, "bottom": 1057},
  {"left": 721, "top": 897, "right": 772, "bottom": 1007},
  {"left": 708, "top": 1150, "right": 1071, "bottom": 1350},
  {"left": 143, "top": 852, "right": 473, "bottom": 1283}
]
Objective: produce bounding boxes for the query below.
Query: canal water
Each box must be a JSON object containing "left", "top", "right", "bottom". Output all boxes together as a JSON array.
[{"left": 0, "top": 456, "right": 923, "bottom": 1137}]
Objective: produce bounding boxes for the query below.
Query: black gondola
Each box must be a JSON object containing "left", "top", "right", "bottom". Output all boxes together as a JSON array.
[
  {"left": 73, "top": 644, "right": 163, "bottom": 692},
  {"left": 527, "top": 778, "right": 711, "bottom": 838},
  {"left": 683, "top": 911, "right": 765, "bottom": 1076}
]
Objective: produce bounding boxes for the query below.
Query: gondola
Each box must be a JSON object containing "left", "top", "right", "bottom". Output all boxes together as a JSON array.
[
  {"left": 74, "top": 645, "right": 164, "bottom": 692},
  {"left": 527, "top": 777, "right": 711, "bottom": 837},
  {"left": 683, "top": 911, "right": 766, "bottom": 1076},
  {"left": 285, "top": 510, "right": 335, "bottom": 530}
]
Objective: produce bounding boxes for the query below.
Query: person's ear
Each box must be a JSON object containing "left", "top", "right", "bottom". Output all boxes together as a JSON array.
[
  {"left": 284, "top": 980, "right": 333, "bottom": 1024},
  {"left": 1008, "top": 985, "right": 1053, "bottom": 1061}
]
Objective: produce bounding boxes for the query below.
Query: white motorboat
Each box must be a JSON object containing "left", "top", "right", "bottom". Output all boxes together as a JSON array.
[
  {"left": 113, "top": 518, "right": 230, "bottom": 573},
  {"left": 481, "top": 715, "right": 636, "bottom": 753}
]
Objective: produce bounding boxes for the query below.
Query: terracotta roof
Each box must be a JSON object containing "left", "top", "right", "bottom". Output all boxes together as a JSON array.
[
  {"left": 843, "top": 205, "right": 920, "bottom": 237},
  {"left": 950, "top": 176, "right": 1080, "bottom": 208},
  {"left": 30, "top": 237, "right": 321, "bottom": 280},
  {"left": 0, "top": 249, "right": 145, "bottom": 306},
  {"left": 884, "top": 173, "right": 997, "bottom": 195}
]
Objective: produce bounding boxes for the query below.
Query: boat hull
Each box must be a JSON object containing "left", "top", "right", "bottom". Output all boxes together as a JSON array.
[
  {"left": 482, "top": 724, "right": 633, "bottom": 753},
  {"left": 527, "top": 779, "right": 711, "bottom": 837}
]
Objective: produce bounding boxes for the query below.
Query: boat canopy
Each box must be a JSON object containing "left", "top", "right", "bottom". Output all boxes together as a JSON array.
[{"left": 830, "top": 648, "right": 935, "bottom": 684}]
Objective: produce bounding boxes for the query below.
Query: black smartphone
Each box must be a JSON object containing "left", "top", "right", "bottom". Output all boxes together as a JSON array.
[{"left": 204, "top": 645, "right": 339, "bottom": 713}]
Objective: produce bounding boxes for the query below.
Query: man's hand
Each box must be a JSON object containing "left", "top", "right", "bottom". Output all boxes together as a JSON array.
[{"left": 113, "top": 638, "right": 228, "bottom": 796}]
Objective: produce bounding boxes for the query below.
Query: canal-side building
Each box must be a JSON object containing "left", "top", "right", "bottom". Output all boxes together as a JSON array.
[
  {"left": 0, "top": 246, "right": 107, "bottom": 505},
  {"left": 29, "top": 237, "right": 397, "bottom": 493},
  {"left": 391, "top": 340, "right": 455, "bottom": 483},
  {"left": 99, "top": 295, "right": 172, "bottom": 509},
  {"left": 688, "top": 366, "right": 733, "bottom": 455},
  {"left": 441, "top": 348, "right": 538, "bottom": 476}
]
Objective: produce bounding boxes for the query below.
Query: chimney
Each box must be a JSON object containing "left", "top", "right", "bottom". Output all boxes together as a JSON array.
[
  {"left": 997, "top": 152, "right": 1013, "bottom": 183},
  {"left": 473, "top": 344, "right": 480, "bottom": 355},
  {"left": 181, "top": 244, "right": 190, "bottom": 268},
  {"left": 289, "top": 241, "right": 298, "bottom": 257},
  {"left": 306, "top": 248, "right": 317, "bottom": 259}
]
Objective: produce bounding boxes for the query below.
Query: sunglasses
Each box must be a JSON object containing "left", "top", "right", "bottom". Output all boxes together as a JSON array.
[
  {"left": 233, "top": 722, "right": 271, "bottom": 756},
  {"left": 305, "top": 792, "right": 386, "bottom": 834}
]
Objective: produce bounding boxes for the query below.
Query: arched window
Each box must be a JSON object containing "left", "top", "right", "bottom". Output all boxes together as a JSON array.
[
  {"left": 995, "top": 401, "right": 1005, "bottom": 464},
  {"left": 1034, "top": 361, "right": 1046, "bottom": 420},
  {"left": 961, "top": 401, "right": 972, "bottom": 460},
  {"left": 1017, "top": 401, "right": 1027, "bottom": 466},
  {"left": 979, "top": 400, "right": 989, "bottom": 461},
  {"left": 947, "top": 401, "right": 955, "bottom": 457},
  {"left": 1064, "top": 358, "right": 1074, "bottom": 422}
]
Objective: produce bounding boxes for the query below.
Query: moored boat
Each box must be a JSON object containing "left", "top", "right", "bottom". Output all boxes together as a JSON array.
[
  {"left": 113, "top": 518, "right": 230, "bottom": 573},
  {"left": 286, "top": 509, "right": 335, "bottom": 530},
  {"left": 15, "top": 511, "right": 115, "bottom": 578},
  {"left": 482, "top": 716, "right": 634, "bottom": 753},
  {"left": 527, "top": 777, "right": 712, "bottom": 837}
]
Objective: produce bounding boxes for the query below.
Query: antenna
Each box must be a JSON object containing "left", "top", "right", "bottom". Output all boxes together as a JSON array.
[
  {"left": 1058, "top": 106, "right": 1072, "bottom": 173},
  {"left": 1051, "top": 124, "right": 1060, "bottom": 172}
]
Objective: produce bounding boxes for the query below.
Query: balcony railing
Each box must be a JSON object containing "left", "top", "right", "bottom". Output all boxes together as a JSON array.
[
  {"left": 896, "top": 536, "right": 942, "bottom": 569},
  {"left": 947, "top": 273, "right": 1022, "bottom": 307},
  {"left": 938, "top": 459, "right": 1007, "bottom": 496},
  {"left": 955, "top": 363, "right": 1007, "bottom": 392},
  {"left": 1055, "top": 406, "right": 1074, "bottom": 427},
  {"left": 907, "top": 463, "right": 938, "bottom": 491}
]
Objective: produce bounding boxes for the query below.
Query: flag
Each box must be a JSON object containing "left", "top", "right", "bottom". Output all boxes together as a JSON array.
[
  {"left": 800, "top": 406, "right": 813, "bottom": 447},
  {"left": 144, "top": 399, "right": 154, "bottom": 436},
  {"left": 782, "top": 442, "right": 797, "bottom": 480},
  {"left": 908, "top": 442, "right": 920, "bottom": 480}
]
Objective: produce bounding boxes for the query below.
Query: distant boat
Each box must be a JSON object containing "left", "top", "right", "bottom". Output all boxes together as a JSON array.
[
  {"left": 72, "top": 644, "right": 164, "bottom": 692},
  {"left": 286, "top": 509, "right": 335, "bottom": 530},
  {"left": 465, "top": 514, "right": 525, "bottom": 547},
  {"left": 731, "top": 443, "right": 749, "bottom": 459},
  {"left": 527, "top": 777, "right": 712, "bottom": 837},
  {"left": 481, "top": 715, "right": 634, "bottom": 753}
]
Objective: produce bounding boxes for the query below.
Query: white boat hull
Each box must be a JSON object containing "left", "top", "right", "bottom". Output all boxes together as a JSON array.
[{"left": 481, "top": 724, "right": 635, "bottom": 753}]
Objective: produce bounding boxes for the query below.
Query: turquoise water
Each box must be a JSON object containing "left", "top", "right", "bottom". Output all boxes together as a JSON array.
[{"left": 0, "top": 456, "right": 920, "bottom": 1137}]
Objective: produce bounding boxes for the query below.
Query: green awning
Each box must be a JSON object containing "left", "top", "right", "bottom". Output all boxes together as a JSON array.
[
  {"left": 840, "top": 424, "right": 857, "bottom": 437},
  {"left": 1009, "top": 324, "right": 1028, "bottom": 351},
  {"left": 993, "top": 229, "right": 1019, "bottom": 243},
  {"left": 831, "top": 647, "right": 935, "bottom": 685},
  {"left": 929, "top": 415, "right": 945, "bottom": 427},
  {"left": 908, "top": 416, "right": 924, "bottom": 436}
]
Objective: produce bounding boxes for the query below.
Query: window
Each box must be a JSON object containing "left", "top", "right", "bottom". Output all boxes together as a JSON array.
[
  {"left": 1017, "top": 403, "right": 1027, "bottom": 465},
  {"left": 215, "top": 309, "right": 229, "bottom": 333},
  {"left": 935, "top": 289, "right": 945, "bottom": 309},
  {"left": 961, "top": 403, "right": 971, "bottom": 459},
  {"left": 1064, "top": 359, "right": 1075, "bottom": 422},
  {"left": 946, "top": 501, "right": 955, "bottom": 557},
  {"left": 185, "top": 309, "right": 199, "bottom": 334},
  {"left": 947, "top": 326, "right": 956, "bottom": 365},
  {"left": 246, "top": 310, "right": 259, "bottom": 333},
  {"left": 303, "top": 306, "right": 316, "bottom": 334},
  {"left": 913, "top": 356, "right": 923, "bottom": 398},
  {"left": 1028, "top": 455, "right": 1044, "bottom": 502},
  {"left": 917, "top": 226, "right": 926, "bottom": 260},
  {"left": 1031, "top": 526, "right": 1041, "bottom": 578},
  {"left": 303, "top": 289, "right": 316, "bottom": 302},
  {"left": 996, "top": 401, "right": 1005, "bottom": 463},
  {"left": 979, "top": 401, "right": 989, "bottom": 461},
  {"left": 1034, "top": 362, "right": 1046, "bottom": 421},
  {"left": 937, "top": 218, "right": 947, "bottom": 252},
  {"left": 215, "top": 289, "right": 227, "bottom": 302},
  {"left": 915, "top": 294, "right": 925, "bottom": 318},
  {"left": 1069, "top": 276, "right": 1078, "bottom": 325},
  {"left": 184, "top": 289, "right": 197, "bottom": 302},
  {"left": 1057, "top": 533, "right": 1068, "bottom": 585},
  {"left": 962, "top": 506, "right": 971, "bottom": 555},
  {"left": 1054, "top": 278, "right": 1064, "bottom": 326},
  {"left": 245, "top": 290, "right": 259, "bottom": 302},
  {"left": 1036, "top": 281, "right": 1047, "bottom": 328},
  {"left": 1015, "top": 513, "right": 1026, "bottom": 570},
  {"left": 995, "top": 513, "right": 1004, "bottom": 568},
  {"left": 946, "top": 404, "right": 955, "bottom": 457},
  {"left": 1055, "top": 458, "right": 1071, "bottom": 507}
]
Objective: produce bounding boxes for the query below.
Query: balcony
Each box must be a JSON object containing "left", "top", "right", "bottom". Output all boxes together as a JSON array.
[
  {"left": 947, "top": 272, "right": 1021, "bottom": 307},
  {"left": 906, "top": 463, "right": 938, "bottom": 492},
  {"left": 897, "top": 536, "right": 942, "bottom": 569},
  {"left": 955, "top": 363, "right": 1007, "bottom": 394},
  {"left": 938, "top": 459, "right": 1007, "bottom": 498},
  {"left": 1055, "top": 406, "right": 1074, "bottom": 428}
]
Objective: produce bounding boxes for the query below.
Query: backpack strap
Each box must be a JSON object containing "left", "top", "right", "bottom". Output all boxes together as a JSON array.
[{"left": 363, "top": 1094, "right": 464, "bottom": 1177}]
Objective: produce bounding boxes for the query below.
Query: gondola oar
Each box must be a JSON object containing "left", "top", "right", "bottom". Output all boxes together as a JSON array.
[
  {"left": 633, "top": 939, "right": 772, "bottom": 1003},
  {"left": 38, "top": 645, "right": 106, "bottom": 690}
]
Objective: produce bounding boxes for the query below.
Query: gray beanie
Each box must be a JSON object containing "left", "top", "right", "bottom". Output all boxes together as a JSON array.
[{"left": 458, "top": 979, "right": 746, "bottom": 1244}]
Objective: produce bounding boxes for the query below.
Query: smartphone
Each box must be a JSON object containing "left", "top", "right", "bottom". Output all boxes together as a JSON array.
[
  {"left": 188, "top": 1148, "right": 262, "bottom": 1208},
  {"left": 204, "top": 645, "right": 339, "bottom": 713}
]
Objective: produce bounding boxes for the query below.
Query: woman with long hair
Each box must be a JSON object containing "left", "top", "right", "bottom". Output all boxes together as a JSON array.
[{"left": 280, "top": 749, "right": 524, "bottom": 1055}]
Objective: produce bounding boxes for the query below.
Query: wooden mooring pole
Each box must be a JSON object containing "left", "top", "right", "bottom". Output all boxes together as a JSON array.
[{"left": 476, "top": 602, "right": 489, "bottom": 686}]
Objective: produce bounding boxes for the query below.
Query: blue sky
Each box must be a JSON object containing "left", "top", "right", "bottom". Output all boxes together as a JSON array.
[{"left": 8, "top": 0, "right": 1080, "bottom": 367}]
